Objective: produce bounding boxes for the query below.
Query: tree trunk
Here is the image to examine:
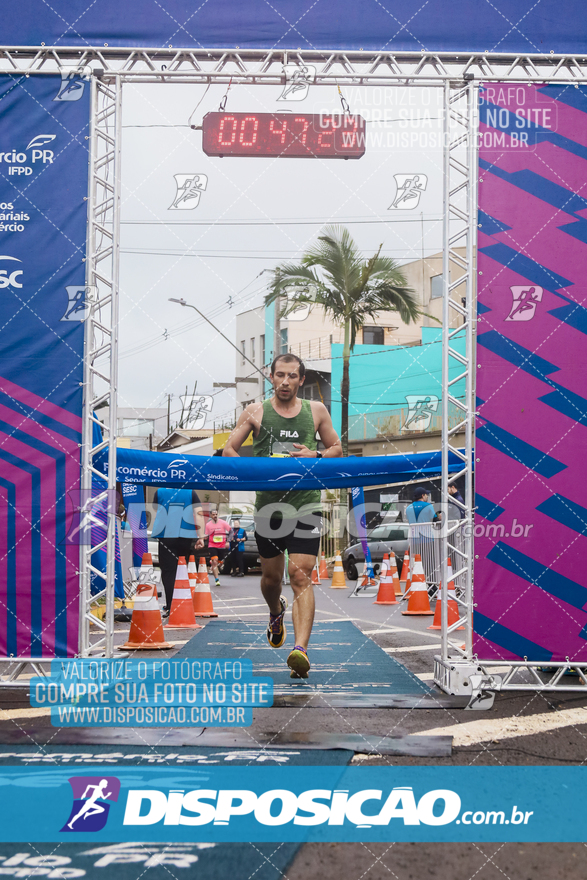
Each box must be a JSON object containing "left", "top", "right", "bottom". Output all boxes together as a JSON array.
[{"left": 340, "top": 319, "right": 351, "bottom": 457}]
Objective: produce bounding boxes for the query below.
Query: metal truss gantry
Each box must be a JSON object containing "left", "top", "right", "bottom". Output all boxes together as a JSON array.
[
  {"left": 2, "top": 46, "right": 587, "bottom": 84},
  {"left": 1, "top": 46, "right": 586, "bottom": 691},
  {"left": 78, "top": 75, "right": 122, "bottom": 658}
]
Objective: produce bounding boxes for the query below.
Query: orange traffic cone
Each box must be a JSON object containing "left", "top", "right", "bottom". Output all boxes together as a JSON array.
[
  {"left": 401, "top": 554, "right": 433, "bottom": 616},
  {"left": 400, "top": 547, "right": 410, "bottom": 595},
  {"left": 311, "top": 561, "right": 321, "bottom": 585},
  {"left": 319, "top": 552, "right": 329, "bottom": 580},
  {"left": 187, "top": 555, "right": 204, "bottom": 628},
  {"left": 187, "top": 555, "right": 198, "bottom": 603},
  {"left": 389, "top": 554, "right": 402, "bottom": 596},
  {"left": 428, "top": 558, "right": 464, "bottom": 630},
  {"left": 120, "top": 553, "right": 173, "bottom": 650},
  {"left": 164, "top": 557, "right": 200, "bottom": 628},
  {"left": 193, "top": 556, "right": 218, "bottom": 618},
  {"left": 402, "top": 550, "right": 413, "bottom": 600},
  {"left": 330, "top": 554, "right": 347, "bottom": 589},
  {"left": 374, "top": 556, "right": 398, "bottom": 605}
]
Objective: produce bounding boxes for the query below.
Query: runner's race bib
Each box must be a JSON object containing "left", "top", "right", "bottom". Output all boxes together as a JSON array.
[{"left": 270, "top": 440, "right": 298, "bottom": 457}]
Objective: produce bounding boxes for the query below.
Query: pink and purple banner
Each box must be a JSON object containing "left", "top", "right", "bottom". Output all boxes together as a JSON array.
[{"left": 475, "top": 83, "right": 587, "bottom": 661}]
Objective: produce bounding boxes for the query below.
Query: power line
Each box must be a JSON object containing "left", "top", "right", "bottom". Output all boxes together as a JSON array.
[
  {"left": 119, "top": 276, "right": 267, "bottom": 360},
  {"left": 121, "top": 248, "right": 442, "bottom": 259},
  {"left": 120, "top": 216, "right": 447, "bottom": 226}
]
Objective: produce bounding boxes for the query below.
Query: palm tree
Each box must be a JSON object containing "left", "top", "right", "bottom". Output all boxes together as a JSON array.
[{"left": 265, "top": 226, "right": 421, "bottom": 455}]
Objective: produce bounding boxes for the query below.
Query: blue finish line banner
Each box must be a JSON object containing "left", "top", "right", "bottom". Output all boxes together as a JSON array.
[
  {"left": 98, "top": 446, "right": 470, "bottom": 491},
  {"left": 0, "top": 767, "right": 584, "bottom": 842}
]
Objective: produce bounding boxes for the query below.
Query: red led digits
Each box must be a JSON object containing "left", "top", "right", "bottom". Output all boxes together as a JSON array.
[
  {"left": 340, "top": 116, "right": 358, "bottom": 148},
  {"left": 239, "top": 116, "right": 259, "bottom": 147},
  {"left": 203, "top": 112, "right": 365, "bottom": 158},
  {"left": 293, "top": 117, "right": 309, "bottom": 145},
  {"left": 270, "top": 118, "right": 288, "bottom": 144},
  {"left": 317, "top": 118, "right": 334, "bottom": 150},
  {"left": 218, "top": 116, "right": 237, "bottom": 146}
]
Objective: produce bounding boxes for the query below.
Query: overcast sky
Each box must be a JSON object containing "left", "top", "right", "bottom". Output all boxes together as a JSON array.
[{"left": 118, "top": 82, "right": 446, "bottom": 427}]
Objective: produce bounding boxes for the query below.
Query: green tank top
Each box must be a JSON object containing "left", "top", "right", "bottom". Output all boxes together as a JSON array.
[{"left": 253, "top": 398, "right": 321, "bottom": 515}]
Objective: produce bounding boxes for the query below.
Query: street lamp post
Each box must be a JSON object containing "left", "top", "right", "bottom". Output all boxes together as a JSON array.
[{"left": 168, "top": 297, "right": 268, "bottom": 384}]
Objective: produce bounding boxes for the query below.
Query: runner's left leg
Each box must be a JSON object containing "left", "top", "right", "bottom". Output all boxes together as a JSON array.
[{"left": 287, "top": 553, "right": 315, "bottom": 650}]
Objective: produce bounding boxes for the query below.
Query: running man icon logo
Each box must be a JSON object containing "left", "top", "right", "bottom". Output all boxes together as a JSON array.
[
  {"left": 389, "top": 174, "right": 428, "bottom": 210},
  {"left": 277, "top": 63, "right": 316, "bottom": 101},
  {"left": 505, "top": 285, "right": 543, "bottom": 322},
  {"left": 53, "top": 71, "right": 88, "bottom": 102},
  {"left": 169, "top": 174, "right": 208, "bottom": 210},
  {"left": 60, "top": 285, "right": 94, "bottom": 322},
  {"left": 61, "top": 776, "right": 121, "bottom": 832},
  {"left": 404, "top": 394, "right": 439, "bottom": 431}
]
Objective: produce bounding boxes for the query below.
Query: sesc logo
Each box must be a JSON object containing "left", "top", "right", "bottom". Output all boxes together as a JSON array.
[
  {"left": 0, "top": 256, "right": 23, "bottom": 289},
  {"left": 61, "top": 776, "right": 121, "bottom": 833}
]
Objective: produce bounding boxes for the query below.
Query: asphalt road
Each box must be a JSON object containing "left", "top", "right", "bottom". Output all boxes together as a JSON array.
[
  {"left": 194, "top": 572, "right": 587, "bottom": 769},
  {"left": 2, "top": 571, "right": 586, "bottom": 879},
  {"left": 206, "top": 574, "right": 587, "bottom": 877}
]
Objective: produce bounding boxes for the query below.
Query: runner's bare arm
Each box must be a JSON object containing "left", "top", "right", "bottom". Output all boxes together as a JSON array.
[
  {"left": 222, "top": 402, "right": 263, "bottom": 456},
  {"left": 290, "top": 402, "right": 342, "bottom": 458},
  {"left": 193, "top": 505, "right": 205, "bottom": 549}
]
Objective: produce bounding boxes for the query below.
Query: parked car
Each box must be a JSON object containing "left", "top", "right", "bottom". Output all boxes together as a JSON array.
[
  {"left": 219, "top": 515, "right": 260, "bottom": 574},
  {"left": 342, "top": 523, "right": 410, "bottom": 580}
]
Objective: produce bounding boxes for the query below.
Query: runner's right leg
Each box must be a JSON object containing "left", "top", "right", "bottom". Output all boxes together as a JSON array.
[{"left": 260, "top": 554, "right": 285, "bottom": 616}]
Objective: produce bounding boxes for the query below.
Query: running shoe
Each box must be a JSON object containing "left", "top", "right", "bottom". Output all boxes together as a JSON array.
[
  {"left": 215, "top": 578, "right": 221, "bottom": 587},
  {"left": 267, "top": 596, "right": 287, "bottom": 648},
  {"left": 287, "top": 645, "right": 310, "bottom": 679}
]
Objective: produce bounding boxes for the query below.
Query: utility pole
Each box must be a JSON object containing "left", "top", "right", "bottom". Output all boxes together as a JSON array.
[{"left": 273, "top": 270, "right": 282, "bottom": 364}]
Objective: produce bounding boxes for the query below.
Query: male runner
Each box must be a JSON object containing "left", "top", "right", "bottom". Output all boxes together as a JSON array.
[
  {"left": 223, "top": 353, "right": 342, "bottom": 678},
  {"left": 205, "top": 508, "right": 231, "bottom": 586}
]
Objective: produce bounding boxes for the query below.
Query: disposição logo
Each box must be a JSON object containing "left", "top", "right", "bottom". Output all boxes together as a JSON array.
[{"left": 61, "top": 776, "right": 121, "bottom": 833}]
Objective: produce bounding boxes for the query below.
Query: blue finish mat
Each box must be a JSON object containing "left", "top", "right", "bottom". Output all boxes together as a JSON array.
[
  {"left": 0, "top": 745, "right": 352, "bottom": 767},
  {"left": 177, "top": 620, "right": 430, "bottom": 696},
  {"left": 0, "top": 842, "right": 300, "bottom": 880}
]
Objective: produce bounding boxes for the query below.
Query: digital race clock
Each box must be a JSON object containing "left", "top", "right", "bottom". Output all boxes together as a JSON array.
[{"left": 202, "top": 112, "right": 366, "bottom": 159}]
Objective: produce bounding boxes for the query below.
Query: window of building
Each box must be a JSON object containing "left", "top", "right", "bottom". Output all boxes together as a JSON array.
[
  {"left": 280, "top": 327, "right": 288, "bottom": 354},
  {"left": 260, "top": 334, "right": 265, "bottom": 365},
  {"left": 240, "top": 340, "right": 246, "bottom": 365},
  {"left": 363, "top": 326, "right": 384, "bottom": 345},
  {"left": 250, "top": 337, "right": 255, "bottom": 363},
  {"left": 430, "top": 274, "right": 443, "bottom": 299},
  {"left": 121, "top": 418, "right": 154, "bottom": 438}
]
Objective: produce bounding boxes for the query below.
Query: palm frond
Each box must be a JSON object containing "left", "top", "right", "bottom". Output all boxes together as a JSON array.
[
  {"left": 264, "top": 264, "right": 322, "bottom": 305},
  {"left": 302, "top": 225, "right": 363, "bottom": 298}
]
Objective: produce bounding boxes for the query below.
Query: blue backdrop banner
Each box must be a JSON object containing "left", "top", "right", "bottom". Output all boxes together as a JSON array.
[
  {"left": 0, "top": 75, "right": 89, "bottom": 657},
  {"left": 2, "top": 1, "right": 586, "bottom": 54}
]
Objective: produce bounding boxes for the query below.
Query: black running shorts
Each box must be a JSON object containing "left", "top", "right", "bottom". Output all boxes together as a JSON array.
[{"left": 254, "top": 511, "right": 322, "bottom": 559}]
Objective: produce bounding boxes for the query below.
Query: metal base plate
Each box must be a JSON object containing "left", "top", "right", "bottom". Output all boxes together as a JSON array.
[{"left": 272, "top": 693, "right": 469, "bottom": 709}]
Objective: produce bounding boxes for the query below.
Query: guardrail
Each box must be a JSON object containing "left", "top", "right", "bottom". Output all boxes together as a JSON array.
[
  {"left": 349, "top": 403, "right": 464, "bottom": 441},
  {"left": 408, "top": 520, "right": 466, "bottom": 591}
]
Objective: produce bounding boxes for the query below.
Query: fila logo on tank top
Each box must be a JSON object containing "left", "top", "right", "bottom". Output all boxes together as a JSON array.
[{"left": 252, "top": 399, "right": 320, "bottom": 513}]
